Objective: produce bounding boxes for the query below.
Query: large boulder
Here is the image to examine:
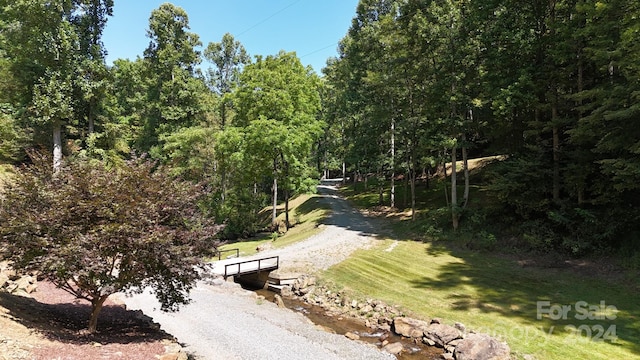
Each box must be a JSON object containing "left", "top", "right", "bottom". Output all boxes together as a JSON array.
[
  {"left": 423, "top": 323, "right": 463, "bottom": 347},
  {"left": 454, "top": 333, "right": 511, "bottom": 360},
  {"left": 292, "top": 274, "right": 317, "bottom": 296},
  {"left": 393, "top": 317, "right": 430, "bottom": 338}
]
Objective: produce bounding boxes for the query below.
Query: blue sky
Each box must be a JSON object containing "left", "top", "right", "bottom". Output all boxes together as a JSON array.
[{"left": 102, "top": 1, "right": 359, "bottom": 73}]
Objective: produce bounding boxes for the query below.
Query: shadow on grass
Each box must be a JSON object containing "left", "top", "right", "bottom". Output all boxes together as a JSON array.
[
  {"left": 409, "top": 245, "right": 640, "bottom": 356},
  {"left": 0, "top": 291, "right": 172, "bottom": 345}
]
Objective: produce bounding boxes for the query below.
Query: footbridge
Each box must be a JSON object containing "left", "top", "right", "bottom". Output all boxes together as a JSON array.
[{"left": 211, "top": 249, "right": 279, "bottom": 281}]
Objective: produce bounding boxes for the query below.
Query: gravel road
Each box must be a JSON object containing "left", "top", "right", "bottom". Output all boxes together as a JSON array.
[{"left": 118, "top": 181, "right": 394, "bottom": 360}]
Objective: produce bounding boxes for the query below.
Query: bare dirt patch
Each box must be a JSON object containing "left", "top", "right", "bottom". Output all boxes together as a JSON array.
[{"left": 0, "top": 281, "right": 173, "bottom": 360}]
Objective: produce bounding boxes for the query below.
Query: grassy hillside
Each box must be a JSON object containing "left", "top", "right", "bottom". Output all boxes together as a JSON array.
[
  {"left": 218, "top": 193, "right": 331, "bottom": 257},
  {"left": 324, "top": 159, "right": 639, "bottom": 359},
  {"left": 324, "top": 239, "right": 638, "bottom": 359}
]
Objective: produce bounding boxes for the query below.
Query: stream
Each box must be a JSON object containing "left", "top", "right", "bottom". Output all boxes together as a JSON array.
[{"left": 254, "top": 288, "right": 444, "bottom": 360}]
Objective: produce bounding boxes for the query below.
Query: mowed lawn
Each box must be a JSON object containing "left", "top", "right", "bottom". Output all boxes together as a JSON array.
[
  {"left": 218, "top": 193, "right": 331, "bottom": 258},
  {"left": 324, "top": 239, "right": 640, "bottom": 360}
]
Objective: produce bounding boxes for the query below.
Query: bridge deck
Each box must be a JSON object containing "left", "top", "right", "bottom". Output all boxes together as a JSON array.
[{"left": 212, "top": 255, "right": 279, "bottom": 278}]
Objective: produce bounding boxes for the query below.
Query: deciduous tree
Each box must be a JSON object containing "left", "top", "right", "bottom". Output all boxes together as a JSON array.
[{"left": 0, "top": 153, "right": 221, "bottom": 333}]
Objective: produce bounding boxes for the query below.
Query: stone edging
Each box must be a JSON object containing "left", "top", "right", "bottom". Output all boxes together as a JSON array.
[{"left": 281, "top": 274, "right": 511, "bottom": 359}]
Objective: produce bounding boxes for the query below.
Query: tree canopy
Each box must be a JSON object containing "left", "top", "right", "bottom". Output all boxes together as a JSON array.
[
  {"left": 0, "top": 152, "right": 220, "bottom": 333},
  {"left": 1, "top": 1, "right": 639, "bottom": 297}
]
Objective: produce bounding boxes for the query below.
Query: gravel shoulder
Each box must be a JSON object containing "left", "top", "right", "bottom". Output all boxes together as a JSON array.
[{"left": 118, "top": 181, "right": 395, "bottom": 360}]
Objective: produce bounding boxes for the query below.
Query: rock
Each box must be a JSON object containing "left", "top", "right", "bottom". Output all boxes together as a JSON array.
[
  {"left": 209, "top": 278, "right": 225, "bottom": 286},
  {"left": 293, "top": 275, "right": 316, "bottom": 292},
  {"left": 447, "top": 339, "right": 463, "bottom": 348},
  {"left": 454, "top": 333, "right": 511, "bottom": 360},
  {"left": 316, "top": 325, "right": 336, "bottom": 334},
  {"left": 274, "top": 294, "right": 285, "bottom": 308},
  {"left": 295, "top": 283, "right": 315, "bottom": 296},
  {"left": 256, "top": 242, "right": 273, "bottom": 252},
  {"left": 383, "top": 342, "right": 404, "bottom": 355},
  {"left": 159, "top": 352, "right": 188, "bottom": 360},
  {"left": 379, "top": 316, "right": 392, "bottom": 325},
  {"left": 431, "top": 318, "right": 443, "bottom": 324},
  {"left": 379, "top": 332, "right": 390, "bottom": 342},
  {"left": 12, "top": 289, "right": 30, "bottom": 298},
  {"left": 455, "top": 322, "right": 467, "bottom": 333},
  {"left": 280, "top": 285, "right": 293, "bottom": 297},
  {"left": 159, "top": 342, "right": 189, "bottom": 360},
  {"left": 345, "top": 332, "right": 360, "bottom": 340},
  {"left": 423, "top": 337, "right": 436, "bottom": 346},
  {"left": 360, "top": 304, "right": 374, "bottom": 313},
  {"left": 441, "top": 352, "right": 455, "bottom": 360},
  {"left": 393, "top": 317, "right": 430, "bottom": 339},
  {"left": 423, "top": 323, "right": 463, "bottom": 347},
  {"left": 0, "top": 274, "right": 9, "bottom": 289}
]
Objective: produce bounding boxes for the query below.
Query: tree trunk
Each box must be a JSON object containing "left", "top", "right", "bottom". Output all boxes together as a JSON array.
[
  {"left": 577, "top": 54, "right": 585, "bottom": 205},
  {"left": 403, "top": 170, "right": 409, "bottom": 210},
  {"left": 378, "top": 162, "right": 384, "bottom": 205},
  {"left": 88, "top": 295, "right": 109, "bottom": 334},
  {"left": 221, "top": 99, "right": 227, "bottom": 129},
  {"left": 88, "top": 98, "right": 95, "bottom": 134},
  {"left": 443, "top": 155, "right": 449, "bottom": 207},
  {"left": 390, "top": 116, "right": 395, "bottom": 208},
  {"left": 451, "top": 145, "right": 459, "bottom": 231},
  {"left": 272, "top": 158, "right": 278, "bottom": 228},
  {"left": 552, "top": 104, "right": 560, "bottom": 203},
  {"left": 53, "top": 122, "right": 62, "bottom": 172},
  {"left": 284, "top": 188, "right": 290, "bottom": 230},
  {"left": 462, "top": 142, "right": 470, "bottom": 209},
  {"left": 411, "top": 165, "right": 416, "bottom": 222}
]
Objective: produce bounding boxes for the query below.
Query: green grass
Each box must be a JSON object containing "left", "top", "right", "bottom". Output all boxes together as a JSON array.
[
  {"left": 324, "top": 239, "right": 639, "bottom": 360},
  {"left": 325, "top": 162, "right": 639, "bottom": 359},
  {"left": 218, "top": 193, "right": 330, "bottom": 257}
]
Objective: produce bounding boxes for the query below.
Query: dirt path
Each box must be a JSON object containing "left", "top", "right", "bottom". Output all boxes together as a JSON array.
[
  {"left": 118, "top": 181, "right": 394, "bottom": 360},
  {"left": 213, "top": 181, "right": 385, "bottom": 274}
]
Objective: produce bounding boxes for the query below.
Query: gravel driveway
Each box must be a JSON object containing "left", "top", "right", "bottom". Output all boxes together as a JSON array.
[{"left": 118, "top": 180, "right": 394, "bottom": 359}]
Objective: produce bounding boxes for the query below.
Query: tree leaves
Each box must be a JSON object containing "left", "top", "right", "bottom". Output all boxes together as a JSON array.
[{"left": 0, "top": 153, "right": 221, "bottom": 330}]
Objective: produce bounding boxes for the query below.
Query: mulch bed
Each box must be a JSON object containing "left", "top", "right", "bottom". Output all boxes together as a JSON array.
[{"left": 1, "top": 281, "right": 171, "bottom": 360}]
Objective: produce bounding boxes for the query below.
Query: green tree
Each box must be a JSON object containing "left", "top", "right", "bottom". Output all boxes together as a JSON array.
[
  {"left": 0, "top": 153, "right": 221, "bottom": 333},
  {"left": 140, "top": 3, "right": 206, "bottom": 153},
  {"left": 203, "top": 32, "right": 250, "bottom": 128},
  {"left": 202, "top": 33, "right": 250, "bottom": 205},
  {"left": 233, "top": 51, "right": 323, "bottom": 228},
  {"left": 0, "top": 105, "right": 26, "bottom": 162},
  {"left": 1, "top": 0, "right": 113, "bottom": 169}
]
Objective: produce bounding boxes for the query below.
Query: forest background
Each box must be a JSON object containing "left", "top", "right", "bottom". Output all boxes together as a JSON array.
[{"left": 1, "top": 0, "right": 639, "bottom": 262}]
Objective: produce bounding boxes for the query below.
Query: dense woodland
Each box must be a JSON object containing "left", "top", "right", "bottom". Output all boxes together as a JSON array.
[{"left": 1, "top": 0, "right": 639, "bottom": 257}]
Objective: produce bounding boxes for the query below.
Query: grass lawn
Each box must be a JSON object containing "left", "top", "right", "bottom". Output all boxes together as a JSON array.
[
  {"left": 218, "top": 193, "right": 330, "bottom": 257},
  {"left": 324, "top": 239, "right": 639, "bottom": 360},
  {"left": 324, "top": 161, "right": 639, "bottom": 360}
]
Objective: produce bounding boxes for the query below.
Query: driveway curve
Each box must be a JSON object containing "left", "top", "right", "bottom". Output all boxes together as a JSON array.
[{"left": 118, "top": 180, "right": 393, "bottom": 360}]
